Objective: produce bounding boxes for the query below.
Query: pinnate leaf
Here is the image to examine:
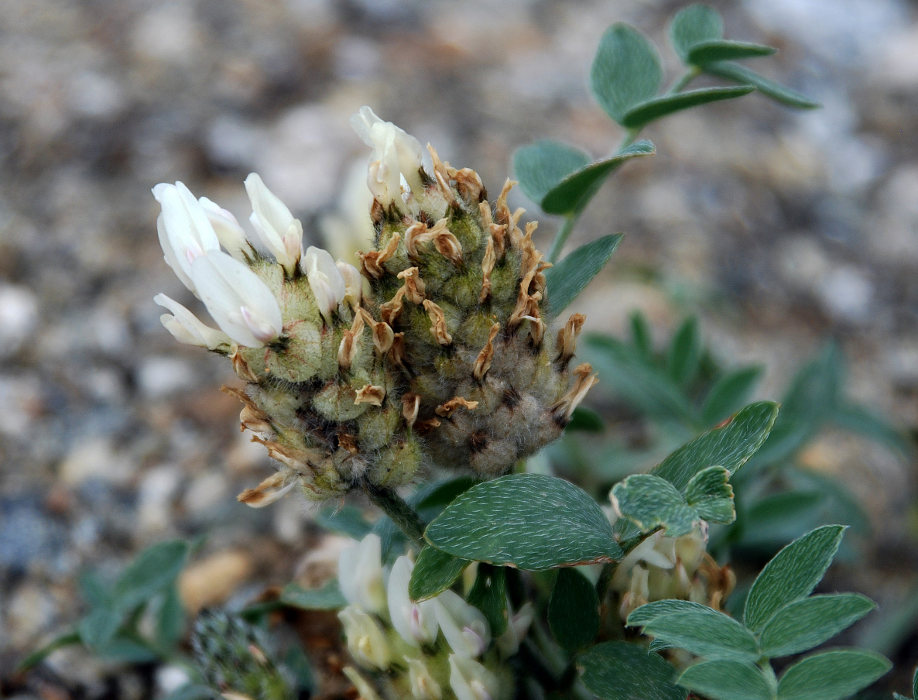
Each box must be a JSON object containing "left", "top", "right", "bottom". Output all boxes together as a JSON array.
[
  {"left": 545, "top": 233, "right": 623, "bottom": 318},
  {"left": 776, "top": 649, "right": 891, "bottom": 700},
  {"left": 678, "top": 660, "right": 775, "bottom": 700},
  {"left": 759, "top": 593, "right": 875, "bottom": 658},
  {"left": 425, "top": 474, "right": 623, "bottom": 570},
  {"left": 666, "top": 316, "right": 701, "bottom": 386},
  {"left": 578, "top": 641, "right": 684, "bottom": 700},
  {"left": 670, "top": 4, "right": 724, "bottom": 62},
  {"left": 548, "top": 568, "right": 600, "bottom": 652},
  {"left": 409, "top": 546, "right": 469, "bottom": 602},
  {"left": 621, "top": 86, "right": 753, "bottom": 129},
  {"left": 744, "top": 525, "right": 846, "bottom": 633},
  {"left": 591, "top": 24, "right": 662, "bottom": 124}
]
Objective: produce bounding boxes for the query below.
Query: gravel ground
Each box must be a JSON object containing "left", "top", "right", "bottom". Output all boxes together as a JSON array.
[{"left": 1, "top": 0, "right": 916, "bottom": 697}]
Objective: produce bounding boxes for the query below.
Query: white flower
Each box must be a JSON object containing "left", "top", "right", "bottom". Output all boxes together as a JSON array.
[
  {"left": 387, "top": 556, "right": 440, "bottom": 647},
  {"left": 337, "top": 260, "right": 363, "bottom": 308},
  {"left": 350, "top": 106, "right": 424, "bottom": 211},
  {"left": 338, "top": 533, "right": 386, "bottom": 614},
  {"left": 448, "top": 654, "right": 500, "bottom": 700},
  {"left": 338, "top": 605, "right": 393, "bottom": 671},
  {"left": 496, "top": 602, "right": 533, "bottom": 657},
  {"left": 153, "top": 293, "right": 231, "bottom": 350},
  {"left": 433, "top": 590, "right": 490, "bottom": 658},
  {"left": 302, "top": 245, "right": 347, "bottom": 323},
  {"left": 197, "top": 196, "right": 250, "bottom": 261},
  {"left": 244, "top": 172, "right": 303, "bottom": 274},
  {"left": 189, "top": 250, "right": 283, "bottom": 347},
  {"left": 406, "top": 656, "right": 443, "bottom": 700},
  {"left": 153, "top": 182, "right": 221, "bottom": 293}
]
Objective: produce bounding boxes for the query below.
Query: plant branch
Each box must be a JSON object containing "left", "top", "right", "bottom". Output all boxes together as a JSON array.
[
  {"left": 361, "top": 480, "right": 426, "bottom": 546},
  {"left": 548, "top": 213, "right": 579, "bottom": 263}
]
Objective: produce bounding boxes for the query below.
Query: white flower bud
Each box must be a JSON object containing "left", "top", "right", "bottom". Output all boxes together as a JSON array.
[
  {"left": 433, "top": 590, "right": 490, "bottom": 659},
  {"left": 496, "top": 602, "right": 533, "bottom": 657},
  {"left": 153, "top": 182, "right": 221, "bottom": 293},
  {"left": 244, "top": 173, "right": 303, "bottom": 274},
  {"left": 302, "top": 245, "right": 347, "bottom": 324},
  {"left": 350, "top": 106, "right": 424, "bottom": 211},
  {"left": 338, "top": 534, "right": 386, "bottom": 614},
  {"left": 189, "top": 250, "right": 283, "bottom": 347},
  {"left": 406, "top": 656, "right": 443, "bottom": 700},
  {"left": 197, "top": 196, "right": 250, "bottom": 261},
  {"left": 338, "top": 605, "right": 393, "bottom": 671},
  {"left": 337, "top": 260, "right": 363, "bottom": 308},
  {"left": 448, "top": 654, "right": 500, "bottom": 700},
  {"left": 387, "top": 556, "right": 439, "bottom": 647},
  {"left": 154, "top": 293, "right": 231, "bottom": 350}
]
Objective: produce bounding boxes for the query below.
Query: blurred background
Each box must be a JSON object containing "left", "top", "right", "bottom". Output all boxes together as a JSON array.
[{"left": 1, "top": 0, "right": 916, "bottom": 697}]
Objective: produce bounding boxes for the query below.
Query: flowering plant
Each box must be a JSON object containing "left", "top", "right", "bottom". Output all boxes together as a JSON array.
[{"left": 22, "top": 5, "right": 915, "bottom": 700}]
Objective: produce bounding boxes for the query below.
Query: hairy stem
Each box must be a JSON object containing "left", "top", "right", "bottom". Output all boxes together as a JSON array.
[{"left": 361, "top": 480, "right": 426, "bottom": 546}]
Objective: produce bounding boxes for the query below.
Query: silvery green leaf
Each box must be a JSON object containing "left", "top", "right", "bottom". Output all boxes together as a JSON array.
[
  {"left": 549, "top": 568, "right": 599, "bottom": 652},
  {"left": 705, "top": 61, "right": 819, "bottom": 109},
  {"left": 678, "top": 660, "right": 775, "bottom": 700},
  {"left": 744, "top": 525, "right": 846, "bottom": 633},
  {"left": 670, "top": 4, "right": 724, "bottom": 62},
  {"left": 776, "top": 649, "right": 891, "bottom": 700},
  {"left": 578, "top": 641, "right": 684, "bottom": 700},
  {"left": 759, "top": 593, "right": 876, "bottom": 658},
  {"left": 545, "top": 233, "right": 623, "bottom": 318},
  {"left": 688, "top": 40, "right": 777, "bottom": 64},
  {"left": 425, "top": 474, "right": 622, "bottom": 570},
  {"left": 591, "top": 24, "right": 662, "bottom": 125},
  {"left": 621, "top": 86, "right": 753, "bottom": 129}
]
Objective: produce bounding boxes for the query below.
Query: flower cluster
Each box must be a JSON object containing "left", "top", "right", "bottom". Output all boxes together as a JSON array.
[
  {"left": 153, "top": 107, "right": 597, "bottom": 503},
  {"left": 609, "top": 524, "right": 736, "bottom": 621},
  {"left": 336, "top": 534, "right": 531, "bottom": 700}
]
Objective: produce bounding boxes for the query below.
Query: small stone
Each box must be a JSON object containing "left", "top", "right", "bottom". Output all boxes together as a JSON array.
[
  {"left": 818, "top": 266, "right": 874, "bottom": 323},
  {"left": 137, "top": 464, "right": 182, "bottom": 534},
  {"left": 59, "top": 437, "right": 134, "bottom": 487},
  {"left": 182, "top": 468, "right": 230, "bottom": 515},
  {"left": 179, "top": 550, "right": 254, "bottom": 614},
  {"left": 0, "top": 284, "right": 38, "bottom": 359},
  {"left": 136, "top": 356, "right": 197, "bottom": 398},
  {"left": 6, "top": 582, "right": 59, "bottom": 648}
]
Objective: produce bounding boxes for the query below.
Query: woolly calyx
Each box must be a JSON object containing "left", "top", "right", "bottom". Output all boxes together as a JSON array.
[{"left": 356, "top": 126, "right": 597, "bottom": 477}]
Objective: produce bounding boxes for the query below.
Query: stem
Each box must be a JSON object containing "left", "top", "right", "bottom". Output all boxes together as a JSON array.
[
  {"left": 548, "top": 213, "right": 579, "bottom": 263},
  {"left": 361, "top": 480, "right": 425, "bottom": 546},
  {"left": 667, "top": 66, "right": 701, "bottom": 95}
]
